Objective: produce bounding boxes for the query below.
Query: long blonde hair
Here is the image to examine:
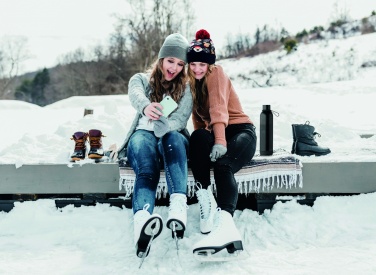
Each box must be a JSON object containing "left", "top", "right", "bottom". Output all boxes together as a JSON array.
[
  {"left": 148, "top": 59, "right": 187, "bottom": 103},
  {"left": 187, "top": 64, "right": 214, "bottom": 109}
]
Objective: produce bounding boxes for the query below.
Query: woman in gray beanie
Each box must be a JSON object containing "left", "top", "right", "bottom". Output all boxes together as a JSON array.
[{"left": 117, "top": 33, "right": 192, "bottom": 259}]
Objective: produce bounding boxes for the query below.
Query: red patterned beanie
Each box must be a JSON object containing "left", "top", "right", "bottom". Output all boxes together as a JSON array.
[{"left": 187, "top": 29, "right": 216, "bottom": 64}]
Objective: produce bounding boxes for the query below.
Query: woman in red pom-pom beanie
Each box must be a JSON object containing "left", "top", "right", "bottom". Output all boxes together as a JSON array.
[{"left": 188, "top": 29, "right": 257, "bottom": 259}]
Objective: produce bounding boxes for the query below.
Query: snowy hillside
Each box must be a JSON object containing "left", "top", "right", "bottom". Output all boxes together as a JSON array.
[
  {"left": 219, "top": 32, "right": 376, "bottom": 87},
  {"left": 1, "top": 33, "right": 375, "bottom": 165}
]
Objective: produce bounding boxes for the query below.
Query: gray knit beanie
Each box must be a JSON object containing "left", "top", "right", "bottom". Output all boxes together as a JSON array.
[{"left": 158, "top": 33, "right": 189, "bottom": 63}]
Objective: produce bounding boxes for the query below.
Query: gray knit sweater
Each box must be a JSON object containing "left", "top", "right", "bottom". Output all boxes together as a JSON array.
[{"left": 117, "top": 72, "right": 193, "bottom": 159}]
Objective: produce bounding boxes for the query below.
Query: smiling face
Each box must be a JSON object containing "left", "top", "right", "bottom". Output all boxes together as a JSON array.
[
  {"left": 189, "top": 62, "right": 209, "bottom": 80},
  {"left": 161, "top": 57, "right": 185, "bottom": 81}
]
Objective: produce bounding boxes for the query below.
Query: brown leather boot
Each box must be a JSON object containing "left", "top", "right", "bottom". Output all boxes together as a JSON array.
[
  {"left": 88, "top": 129, "right": 105, "bottom": 159},
  {"left": 71, "top": 132, "right": 88, "bottom": 161}
]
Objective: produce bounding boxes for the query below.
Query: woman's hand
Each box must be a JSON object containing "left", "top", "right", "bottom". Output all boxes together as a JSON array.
[
  {"left": 143, "top": 103, "right": 163, "bottom": 120},
  {"left": 210, "top": 144, "right": 227, "bottom": 162},
  {"left": 153, "top": 116, "right": 170, "bottom": 138}
]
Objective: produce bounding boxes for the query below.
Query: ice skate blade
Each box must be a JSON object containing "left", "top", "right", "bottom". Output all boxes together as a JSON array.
[
  {"left": 136, "top": 216, "right": 163, "bottom": 258},
  {"left": 193, "top": 240, "right": 243, "bottom": 254},
  {"left": 167, "top": 219, "right": 185, "bottom": 239},
  {"left": 193, "top": 249, "right": 245, "bottom": 262}
]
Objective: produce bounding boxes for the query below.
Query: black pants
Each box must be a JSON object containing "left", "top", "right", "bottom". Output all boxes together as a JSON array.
[{"left": 189, "top": 123, "right": 257, "bottom": 215}]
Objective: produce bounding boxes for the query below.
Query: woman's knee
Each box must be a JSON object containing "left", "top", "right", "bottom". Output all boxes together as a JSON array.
[
  {"left": 189, "top": 129, "right": 213, "bottom": 156},
  {"left": 128, "top": 140, "right": 160, "bottom": 174},
  {"left": 159, "top": 132, "right": 188, "bottom": 155},
  {"left": 214, "top": 162, "right": 233, "bottom": 175},
  {"left": 227, "top": 132, "right": 257, "bottom": 160},
  {"left": 190, "top": 129, "right": 211, "bottom": 143},
  {"left": 128, "top": 131, "right": 158, "bottom": 155},
  {"left": 163, "top": 131, "right": 187, "bottom": 146}
]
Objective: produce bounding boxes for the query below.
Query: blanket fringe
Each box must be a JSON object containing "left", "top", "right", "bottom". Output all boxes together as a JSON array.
[{"left": 118, "top": 155, "right": 303, "bottom": 198}]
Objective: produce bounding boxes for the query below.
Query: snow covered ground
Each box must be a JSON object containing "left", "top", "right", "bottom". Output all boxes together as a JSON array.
[
  {"left": 0, "top": 33, "right": 375, "bottom": 274},
  {"left": 1, "top": 195, "right": 376, "bottom": 274}
]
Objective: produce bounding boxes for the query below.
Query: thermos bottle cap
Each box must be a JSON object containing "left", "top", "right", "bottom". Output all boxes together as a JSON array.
[{"left": 262, "top": 105, "right": 271, "bottom": 111}]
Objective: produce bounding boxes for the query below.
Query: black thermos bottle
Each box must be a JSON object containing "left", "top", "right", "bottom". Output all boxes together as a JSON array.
[{"left": 260, "top": 105, "right": 273, "bottom": 156}]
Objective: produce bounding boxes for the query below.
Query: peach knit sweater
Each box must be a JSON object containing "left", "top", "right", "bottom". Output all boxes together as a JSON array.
[{"left": 192, "top": 65, "right": 252, "bottom": 147}]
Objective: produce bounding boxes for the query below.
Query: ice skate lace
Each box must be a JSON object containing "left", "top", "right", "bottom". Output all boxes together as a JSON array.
[
  {"left": 169, "top": 196, "right": 187, "bottom": 214},
  {"left": 195, "top": 183, "right": 210, "bottom": 220},
  {"left": 212, "top": 208, "right": 222, "bottom": 231}
]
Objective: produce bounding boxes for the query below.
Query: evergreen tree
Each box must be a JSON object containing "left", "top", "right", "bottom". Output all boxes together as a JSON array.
[
  {"left": 14, "top": 68, "right": 50, "bottom": 106},
  {"left": 32, "top": 68, "right": 50, "bottom": 106}
]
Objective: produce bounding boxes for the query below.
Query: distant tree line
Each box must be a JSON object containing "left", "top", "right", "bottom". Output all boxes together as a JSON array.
[
  {"left": 0, "top": 0, "right": 195, "bottom": 106},
  {"left": 221, "top": 10, "right": 376, "bottom": 58},
  {"left": 0, "top": 2, "right": 375, "bottom": 106}
]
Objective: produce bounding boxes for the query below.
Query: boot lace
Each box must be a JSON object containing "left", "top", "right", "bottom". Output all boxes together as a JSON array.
[
  {"left": 89, "top": 136, "right": 103, "bottom": 149},
  {"left": 313, "top": 132, "right": 321, "bottom": 139},
  {"left": 304, "top": 121, "right": 321, "bottom": 138},
  {"left": 71, "top": 134, "right": 87, "bottom": 150},
  {"left": 74, "top": 139, "right": 86, "bottom": 150},
  {"left": 169, "top": 196, "right": 187, "bottom": 214}
]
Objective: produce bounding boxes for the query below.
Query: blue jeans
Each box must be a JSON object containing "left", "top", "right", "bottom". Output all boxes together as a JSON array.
[{"left": 127, "top": 130, "right": 189, "bottom": 214}]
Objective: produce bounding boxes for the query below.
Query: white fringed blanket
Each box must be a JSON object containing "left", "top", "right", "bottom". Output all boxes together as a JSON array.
[{"left": 118, "top": 152, "right": 303, "bottom": 198}]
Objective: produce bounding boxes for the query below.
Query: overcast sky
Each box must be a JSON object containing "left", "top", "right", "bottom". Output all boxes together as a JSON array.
[{"left": 0, "top": 0, "right": 374, "bottom": 73}]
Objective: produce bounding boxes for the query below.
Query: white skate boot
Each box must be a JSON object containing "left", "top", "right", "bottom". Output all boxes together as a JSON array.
[
  {"left": 166, "top": 193, "right": 187, "bottom": 239},
  {"left": 195, "top": 184, "right": 217, "bottom": 234},
  {"left": 133, "top": 205, "right": 163, "bottom": 259},
  {"left": 193, "top": 208, "right": 243, "bottom": 261}
]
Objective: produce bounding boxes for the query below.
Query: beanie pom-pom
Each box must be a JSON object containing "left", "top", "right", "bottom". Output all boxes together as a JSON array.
[{"left": 196, "top": 29, "right": 210, "bottom": 39}]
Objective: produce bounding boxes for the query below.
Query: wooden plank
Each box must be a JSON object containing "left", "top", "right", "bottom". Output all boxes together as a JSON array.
[{"left": 0, "top": 162, "right": 375, "bottom": 194}]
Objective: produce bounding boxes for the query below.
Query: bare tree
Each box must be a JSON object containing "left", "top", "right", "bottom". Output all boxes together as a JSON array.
[
  {"left": 181, "top": 0, "right": 196, "bottom": 40},
  {"left": 114, "top": 0, "right": 194, "bottom": 72},
  {"left": 0, "top": 36, "right": 29, "bottom": 97},
  {"left": 224, "top": 33, "right": 235, "bottom": 57},
  {"left": 330, "top": 1, "right": 351, "bottom": 24},
  {"left": 58, "top": 48, "right": 89, "bottom": 96},
  {"left": 56, "top": 47, "right": 116, "bottom": 98}
]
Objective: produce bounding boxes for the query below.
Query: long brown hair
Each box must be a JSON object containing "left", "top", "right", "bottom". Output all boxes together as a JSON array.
[
  {"left": 187, "top": 64, "right": 214, "bottom": 109},
  {"left": 148, "top": 59, "right": 187, "bottom": 103}
]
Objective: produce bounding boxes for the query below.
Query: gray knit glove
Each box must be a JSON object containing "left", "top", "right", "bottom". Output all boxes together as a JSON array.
[
  {"left": 153, "top": 116, "right": 170, "bottom": 138},
  {"left": 210, "top": 144, "right": 227, "bottom": 162}
]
